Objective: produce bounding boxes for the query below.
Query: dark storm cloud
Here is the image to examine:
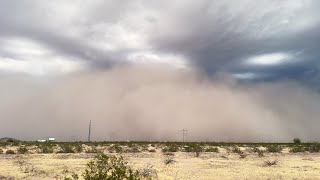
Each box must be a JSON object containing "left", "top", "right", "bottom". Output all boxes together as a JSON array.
[{"left": 1, "top": 0, "right": 320, "bottom": 79}]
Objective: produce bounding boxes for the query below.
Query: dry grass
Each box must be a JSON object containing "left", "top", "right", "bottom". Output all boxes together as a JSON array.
[{"left": 0, "top": 144, "right": 320, "bottom": 179}]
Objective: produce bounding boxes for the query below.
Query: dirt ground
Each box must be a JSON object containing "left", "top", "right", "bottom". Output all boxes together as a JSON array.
[{"left": 1, "top": 146, "right": 320, "bottom": 180}]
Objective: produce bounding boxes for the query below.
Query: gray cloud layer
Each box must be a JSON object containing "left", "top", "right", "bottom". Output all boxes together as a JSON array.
[{"left": 1, "top": 0, "right": 320, "bottom": 79}]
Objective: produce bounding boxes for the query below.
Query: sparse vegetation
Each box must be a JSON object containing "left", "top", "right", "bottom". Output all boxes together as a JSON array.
[
  {"left": 204, "top": 146, "right": 219, "bottom": 152},
  {"left": 164, "top": 156, "right": 176, "bottom": 165},
  {"left": 161, "top": 144, "right": 179, "bottom": 153},
  {"left": 289, "top": 146, "right": 306, "bottom": 153},
  {"left": 58, "top": 144, "right": 75, "bottom": 153},
  {"left": 38, "top": 144, "right": 54, "bottom": 153},
  {"left": 252, "top": 147, "right": 264, "bottom": 157},
  {"left": 266, "top": 145, "right": 282, "bottom": 153},
  {"left": 82, "top": 153, "right": 140, "bottom": 180},
  {"left": 307, "top": 143, "right": 320, "bottom": 153},
  {"left": 264, "top": 160, "right": 278, "bottom": 166},
  {"left": 17, "top": 146, "right": 28, "bottom": 154}
]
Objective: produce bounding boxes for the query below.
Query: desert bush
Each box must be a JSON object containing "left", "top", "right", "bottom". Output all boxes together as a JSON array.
[
  {"left": 264, "top": 160, "right": 278, "bottom": 166},
  {"left": 293, "top": 138, "right": 301, "bottom": 144},
  {"left": 82, "top": 153, "right": 140, "bottom": 180},
  {"left": 108, "top": 145, "right": 123, "bottom": 153},
  {"left": 38, "top": 144, "right": 54, "bottom": 153},
  {"left": 17, "top": 146, "right": 28, "bottom": 154},
  {"left": 161, "top": 145, "right": 179, "bottom": 153},
  {"left": 252, "top": 147, "right": 264, "bottom": 157},
  {"left": 148, "top": 149, "right": 156, "bottom": 153},
  {"left": 126, "top": 146, "right": 141, "bottom": 153},
  {"left": 74, "top": 144, "right": 83, "bottom": 153},
  {"left": 205, "top": 146, "right": 219, "bottom": 153},
  {"left": 5, "top": 149, "right": 15, "bottom": 154},
  {"left": 289, "top": 146, "right": 306, "bottom": 153},
  {"left": 308, "top": 143, "right": 320, "bottom": 153},
  {"left": 0, "top": 148, "right": 3, "bottom": 154},
  {"left": 184, "top": 144, "right": 203, "bottom": 157},
  {"left": 266, "top": 145, "right": 282, "bottom": 153},
  {"left": 85, "top": 146, "right": 99, "bottom": 153},
  {"left": 164, "top": 156, "right": 176, "bottom": 165},
  {"left": 58, "top": 144, "right": 75, "bottom": 153},
  {"left": 231, "top": 146, "right": 242, "bottom": 154},
  {"left": 139, "top": 164, "right": 158, "bottom": 179}
]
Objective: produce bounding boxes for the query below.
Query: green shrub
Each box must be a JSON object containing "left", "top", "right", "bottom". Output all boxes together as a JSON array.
[
  {"left": 184, "top": 144, "right": 203, "bottom": 157},
  {"left": 38, "top": 144, "right": 54, "bottom": 153},
  {"left": 108, "top": 145, "right": 123, "bottom": 153},
  {"left": 126, "top": 146, "right": 140, "bottom": 153},
  {"left": 204, "top": 146, "right": 219, "bottom": 153},
  {"left": 82, "top": 154, "right": 140, "bottom": 180},
  {"left": 6, "top": 149, "right": 15, "bottom": 154},
  {"left": 266, "top": 145, "right": 282, "bottom": 153},
  {"left": 58, "top": 144, "right": 75, "bottom": 153},
  {"left": 85, "top": 146, "right": 99, "bottom": 153},
  {"left": 293, "top": 138, "right": 301, "bottom": 144},
  {"left": 161, "top": 145, "right": 179, "bottom": 153},
  {"left": 17, "top": 146, "right": 28, "bottom": 154},
  {"left": 307, "top": 144, "right": 320, "bottom": 153},
  {"left": 0, "top": 148, "right": 3, "bottom": 154},
  {"left": 289, "top": 146, "right": 306, "bottom": 153},
  {"left": 231, "top": 146, "right": 242, "bottom": 154}
]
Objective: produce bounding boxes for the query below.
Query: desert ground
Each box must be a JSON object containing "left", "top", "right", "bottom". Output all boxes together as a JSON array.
[{"left": 0, "top": 142, "right": 320, "bottom": 179}]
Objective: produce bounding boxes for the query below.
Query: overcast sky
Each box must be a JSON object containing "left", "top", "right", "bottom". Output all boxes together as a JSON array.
[
  {"left": 1, "top": 1, "right": 320, "bottom": 141},
  {"left": 0, "top": 0, "right": 319, "bottom": 81}
]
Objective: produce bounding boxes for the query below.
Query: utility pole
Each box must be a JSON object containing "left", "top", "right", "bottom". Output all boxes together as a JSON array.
[
  {"left": 182, "top": 129, "right": 188, "bottom": 142},
  {"left": 88, "top": 120, "right": 91, "bottom": 142}
]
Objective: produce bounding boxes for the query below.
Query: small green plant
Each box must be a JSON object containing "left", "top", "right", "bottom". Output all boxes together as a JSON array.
[
  {"left": 266, "top": 145, "right": 282, "bottom": 153},
  {"left": 5, "top": 149, "right": 15, "bottom": 154},
  {"left": 307, "top": 143, "right": 320, "bottom": 153},
  {"left": 184, "top": 144, "right": 203, "bottom": 157},
  {"left": 82, "top": 154, "right": 140, "bottom": 180},
  {"left": 38, "top": 144, "right": 54, "bottom": 153},
  {"left": 17, "top": 146, "right": 28, "bottom": 154},
  {"left": 289, "top": 146, "right": 306, "bottom": 153},
  {"left": 162, "top": 145, "right": 179, "bottom": 153},
  {"left": 108, "top": 145, "right": 123, "bottom": 153},
  {"left": 58, "top": 144, "right": 75, "bottom": 153},
  {"left": 293, "top": 138, "right": 301, "bottom": 144},
  {"left": 205, "top": 146, "right": 219, "bottom": 153}
]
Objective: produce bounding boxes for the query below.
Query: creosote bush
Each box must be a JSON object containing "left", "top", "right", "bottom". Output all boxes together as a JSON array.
[
  {"left": 161, "top": 145, "right": 179, "bottom": 153},
  {"left": 307, "top": 143, "right": 320, "bottom": 153},
  {"left": 205, "top": 146, "right": 219, "bottom": 153},
  {"left": 17, "top": 146, "right": 28, "bottom": 154},
  {"left": 289, "top": 146, "right": 306, "bottom": 153},
  {"left": 58, "top": 144, "right": 75, "bottom": 153},
  {"left": 83, "top": 153, "right": 140, "bottom": 180},
  {"left": 6, "top": 149, "right": 15, "bottom": 154},
  {"left": 266, "top": 145, "right": 282, "bottom": 153},
  {"left": 38, "top": 144, "right": 54, "bottom": 153}
]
